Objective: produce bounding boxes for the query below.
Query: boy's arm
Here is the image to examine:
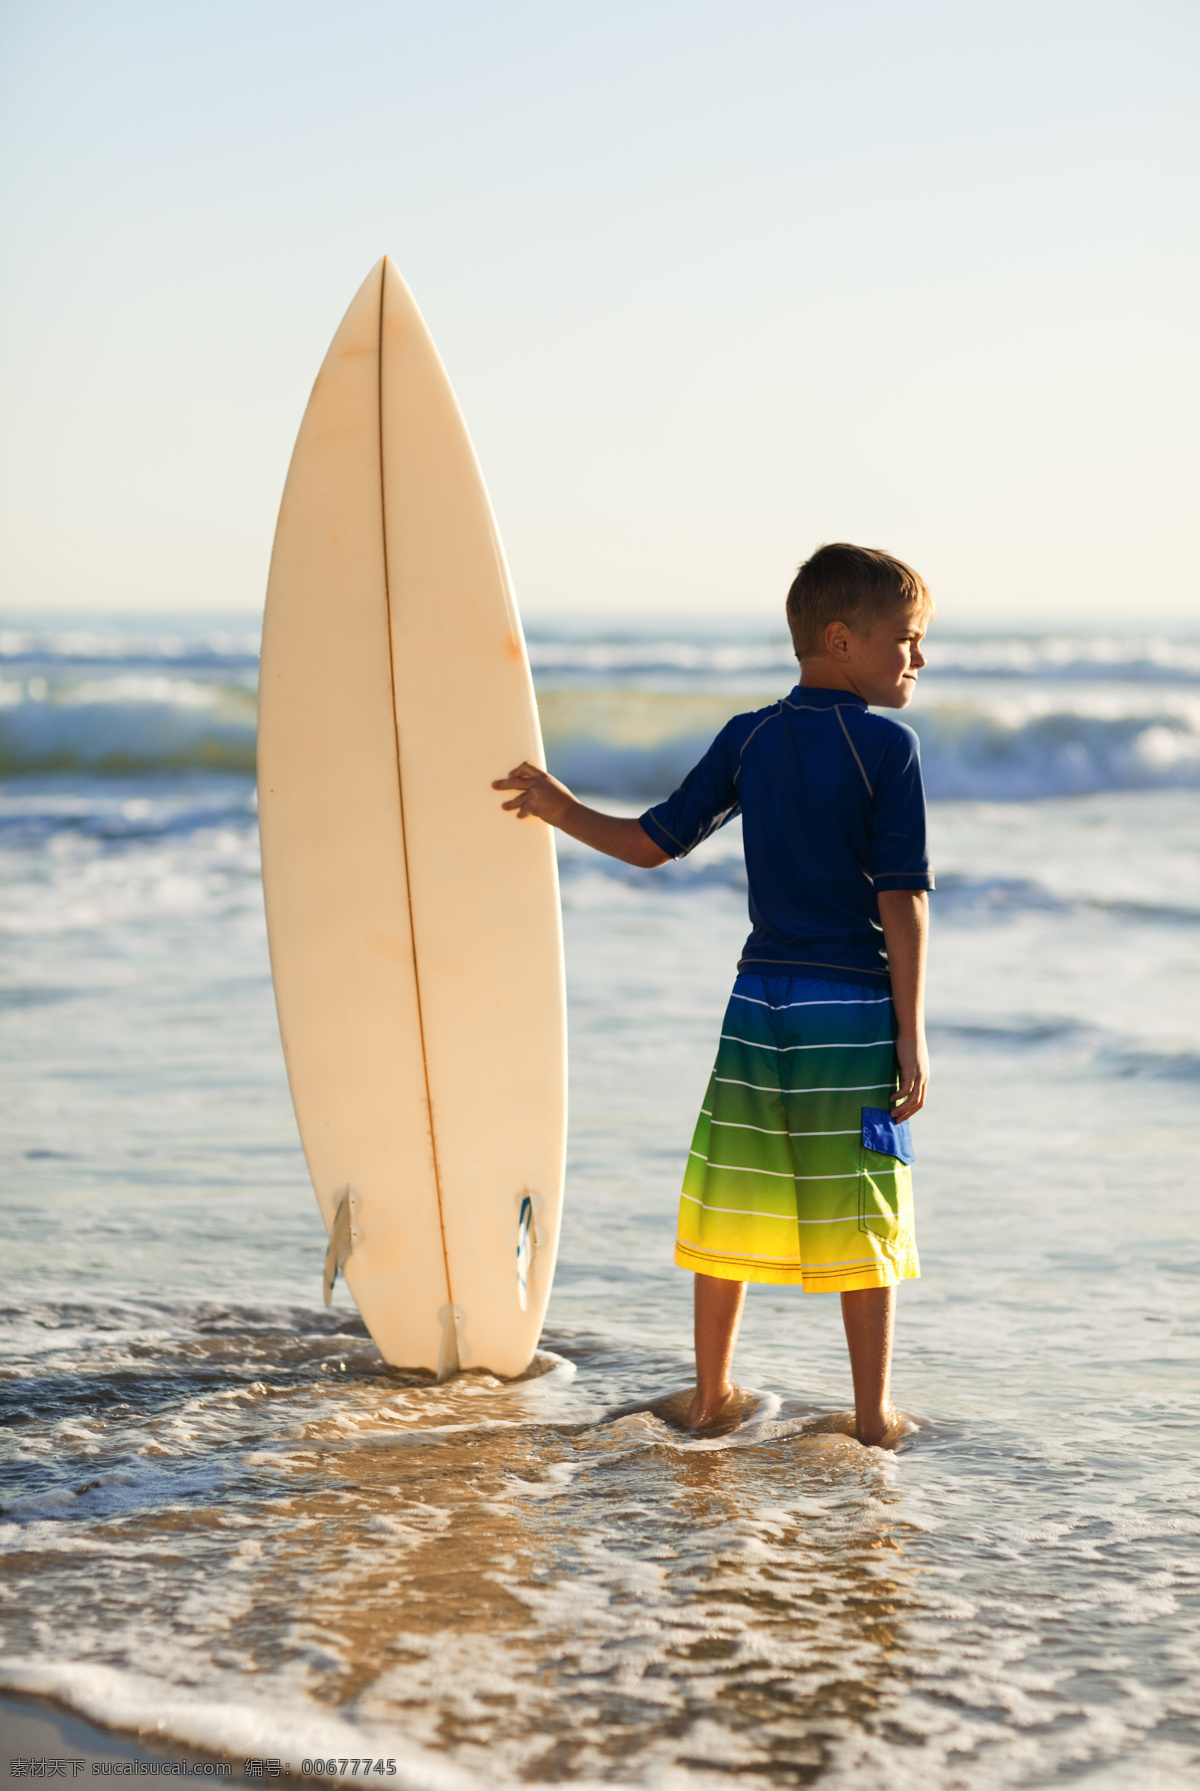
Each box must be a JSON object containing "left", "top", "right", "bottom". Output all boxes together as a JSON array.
[
  {"left": 877, "top": 889, "right": 929, "bottom": 1122},
  {"left": 493, "top": 762, "right": 670, "bottom": 868}
]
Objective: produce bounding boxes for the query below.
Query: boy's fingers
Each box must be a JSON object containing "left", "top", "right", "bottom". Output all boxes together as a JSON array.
[
  {"left": 493, "top": 764, "right": 544, "bottom": 790},
  {"left": 890, "top": 1079, "right": 927, "bottom": 1121}
]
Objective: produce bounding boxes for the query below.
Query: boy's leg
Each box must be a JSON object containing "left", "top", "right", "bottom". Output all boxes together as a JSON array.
[
  {"left": 688, "top": 1272, "right": 746, "bottom": 1430},
  {"left": 840, "top": 1285, "right": 896, "bottom": 1447}
]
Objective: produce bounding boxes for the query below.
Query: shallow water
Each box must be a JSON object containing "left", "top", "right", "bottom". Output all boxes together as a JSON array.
[{"left": 2, "top": 623, "right": 1199, "bottom": 1786}]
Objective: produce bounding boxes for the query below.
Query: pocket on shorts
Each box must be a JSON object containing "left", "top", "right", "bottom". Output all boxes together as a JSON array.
[
  {"left": 861, "top": 1107, "right": 914, "bottom": 1164},
  {"left": 858, "top": 1107, "right": 913, "bottom": 1241}
]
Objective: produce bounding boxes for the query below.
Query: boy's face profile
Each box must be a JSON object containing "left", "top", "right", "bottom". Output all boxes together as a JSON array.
[{"left": 808, "top": 603, "right": 927, "bottom": 708}]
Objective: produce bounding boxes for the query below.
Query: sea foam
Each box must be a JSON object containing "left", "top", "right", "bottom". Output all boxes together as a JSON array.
[{"left": 0, "top": 1658, "right": 484, "bottom": 1789}]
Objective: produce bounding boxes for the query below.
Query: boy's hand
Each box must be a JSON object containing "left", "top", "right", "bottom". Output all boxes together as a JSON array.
[
  {"left": 877, "top": 890, "right": 929, "bottom": 1124},
  {"left": 492, "top": 762, "right": 576, "bottom": 827},
  {"left": 492, "top": 764, "right": 671, "bottom": 868},
  {"left": 890, "top": 1030, "right": 929, "bottom": 1123}
]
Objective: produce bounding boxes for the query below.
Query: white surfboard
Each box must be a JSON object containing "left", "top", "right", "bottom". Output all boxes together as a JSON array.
[{"left": 258, "top": 257, "right": 567, "bottom": 1378}]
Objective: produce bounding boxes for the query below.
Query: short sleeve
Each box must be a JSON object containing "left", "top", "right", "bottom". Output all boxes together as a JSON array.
[
  {"left": 869, "top": 723, "right": 934, "bottom": 891},
  {"left": 639, "top": 718, "right": 743, "bottom": 858}
]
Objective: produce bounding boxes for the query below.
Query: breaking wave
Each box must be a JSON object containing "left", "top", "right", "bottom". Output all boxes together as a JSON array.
[
  {"left": 0, "top": 678, "right": 258, "bottom": 775},
  {"left": 525, "top": 631, "right": 1200, "bottom": 685},
  {"left": 538, "top": 688, "right": 1200, "bottom": 801},
  {"left": 2, "top": 621, "right": 1199, "bottom": 798}
]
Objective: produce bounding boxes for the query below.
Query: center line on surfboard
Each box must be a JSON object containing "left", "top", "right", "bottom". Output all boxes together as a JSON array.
[{"left": 377, "top": 258, "right": 458, "bottom": 1350}]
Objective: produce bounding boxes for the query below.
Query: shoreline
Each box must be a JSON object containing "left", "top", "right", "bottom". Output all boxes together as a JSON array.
[{"left": 0, "top": 1693, "right": 269, "bottom": 1784}]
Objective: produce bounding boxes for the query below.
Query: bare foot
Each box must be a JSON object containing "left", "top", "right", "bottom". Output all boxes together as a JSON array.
[
  {"left": 855, "top": 1406, "right": 916, "bottom": 1450},
  {"left": 685, "top": 1384, "right": 743, "bottom": 1436},
  {"left": 643, "top": 1386, "right": 748, "bottom": 1437}
]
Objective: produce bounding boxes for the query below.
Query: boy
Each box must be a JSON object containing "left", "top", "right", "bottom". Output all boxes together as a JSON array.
[{"left": 494, "top": 543, "right": 934, "bottom": 1449}]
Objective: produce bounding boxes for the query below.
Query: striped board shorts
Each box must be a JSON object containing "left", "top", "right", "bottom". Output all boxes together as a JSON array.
[{"left": 674, "top": 972, "right": 921, "bottom": 1293}]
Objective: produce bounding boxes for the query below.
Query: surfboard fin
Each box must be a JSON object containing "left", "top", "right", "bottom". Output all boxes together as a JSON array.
[
  {"left": 517, "top": 1192, "right": 536, "bottom": 1313},
  {"left": 322, "top": 1187, "right": 361, "bottom": 1308}
]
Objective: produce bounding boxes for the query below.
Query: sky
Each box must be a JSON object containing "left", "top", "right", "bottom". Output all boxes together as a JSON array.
[{"left": 0, "top": 0, "right": 1196, "bottom": 625}]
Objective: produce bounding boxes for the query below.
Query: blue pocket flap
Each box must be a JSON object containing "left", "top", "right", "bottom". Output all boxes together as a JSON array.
[{"left": 861, "top": 1107, "right": 914, "bottom": 1165}]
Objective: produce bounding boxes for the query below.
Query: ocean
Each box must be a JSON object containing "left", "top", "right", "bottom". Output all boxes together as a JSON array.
[{"left": 1, "top": 616, "right": 1198, "bottom": 1787}]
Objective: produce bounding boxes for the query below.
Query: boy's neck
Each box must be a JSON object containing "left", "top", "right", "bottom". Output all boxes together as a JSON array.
[{"left": 797, "top": 659, "right": 862, "bottom": 696}]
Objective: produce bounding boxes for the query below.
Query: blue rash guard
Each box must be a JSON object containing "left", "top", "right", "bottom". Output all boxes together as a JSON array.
[{"left": 638, "top": 685, "right": 934, "bottom": 984}]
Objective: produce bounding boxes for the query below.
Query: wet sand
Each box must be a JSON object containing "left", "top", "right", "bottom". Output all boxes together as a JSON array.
[{"left": 0, "top": 1691, "right": 262, "bottom": 1781}]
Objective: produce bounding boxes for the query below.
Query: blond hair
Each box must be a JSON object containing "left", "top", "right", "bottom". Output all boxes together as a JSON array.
[{"left": 786, "top": 543, "right": 933, "bottom": 660}]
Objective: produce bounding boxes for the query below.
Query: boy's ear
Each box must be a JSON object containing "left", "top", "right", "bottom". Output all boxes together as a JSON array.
[{"left": 823, "top": 620, "right": 851, "bottom": 662}]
